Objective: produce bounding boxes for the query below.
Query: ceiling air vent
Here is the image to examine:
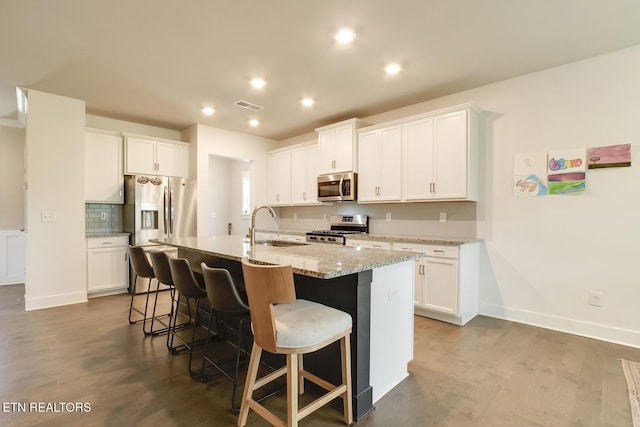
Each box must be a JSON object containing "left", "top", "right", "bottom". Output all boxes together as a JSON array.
[{"left": 233, "top": 100, "right": 264, "bottom": 111}]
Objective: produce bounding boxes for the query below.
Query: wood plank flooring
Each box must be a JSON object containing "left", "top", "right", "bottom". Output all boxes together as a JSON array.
[{"left": 1, "top": 284, "right": 638, "bottom": 426}]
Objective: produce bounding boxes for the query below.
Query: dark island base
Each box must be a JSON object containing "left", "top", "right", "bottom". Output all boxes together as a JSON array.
[{"left": 179, "top": 248, "right": 375, "bottom": 421}]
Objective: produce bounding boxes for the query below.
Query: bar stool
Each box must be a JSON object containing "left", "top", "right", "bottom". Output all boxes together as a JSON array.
[
  {"left": 200, "top": 263, "right": 251, "bottom": 414},
  {"left": 127, "top": 246, "right": 156, "bottom": 326},
  {"left": 167, "top": 256, "right": 212, "bottom": 377},
  {"left": 146, "top": 250, "right": 187, "bottom": 336},
  {"left": 238, "top": 257, "right": 353, "bottom": 427}
]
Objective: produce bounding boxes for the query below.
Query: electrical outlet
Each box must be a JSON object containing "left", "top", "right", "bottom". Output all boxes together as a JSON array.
[
  {"left": 439, "top": 212, "right": 447, "bottom": 222},
  {"left": 386, "top": 213, "right": 391, "bottom": 221},
  {"left": 41, "top": 211, "right": 56, "bottom": 223},
  {"left": 293, "top": 213, "right": 297, "bottom": 220},
  {"left": 589, "top": 291, "right": 602, "bottom": 307},
  {"left": 388, "top": 288, "right": 399, "bottom": 301},
  {"left": 100, "top": 212, "right": 106, "bottom": 220},
  {"left": 322, "top": 213, "right": 327, "bottom": 221}
]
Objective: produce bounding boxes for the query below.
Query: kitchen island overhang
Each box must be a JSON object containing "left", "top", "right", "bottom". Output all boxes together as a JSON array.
[{"left": 151, "top": 235, "right": 421, "bottom": 421}]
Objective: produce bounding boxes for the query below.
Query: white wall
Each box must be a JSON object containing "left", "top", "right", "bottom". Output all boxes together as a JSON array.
[
  {"left": 25, "top": 90, "right": 87, "bottom": 310},
  {"left": 184, "top": 124, "right": 277, "bottom": 237},
  {"left": 208, "top": 155, "right": 231, "bottom": 236},
  {"left": 0, "top": 126, "right": 25, "bottom": 230},
  {"left": 276, "top": 45, "right": 640, "bottom": 348}
]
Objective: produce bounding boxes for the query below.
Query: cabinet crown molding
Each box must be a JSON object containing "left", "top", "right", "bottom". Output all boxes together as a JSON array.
[
  {"left": 358, "top": 102, "right": 482, "bottom": 133},
  {"left": 314, "top": 117, "right": 369, "bottom": 133}
]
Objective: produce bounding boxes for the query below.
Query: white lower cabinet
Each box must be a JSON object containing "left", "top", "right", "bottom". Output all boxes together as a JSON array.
[
  {"left": 87, "top": 236, "right": 129, "bottom": 296},
  {"left": 392, "top": 241, "right": 479, "bottom": 325}
]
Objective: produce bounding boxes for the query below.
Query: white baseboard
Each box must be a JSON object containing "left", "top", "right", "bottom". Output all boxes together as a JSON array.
[
  {"left": 25, "top": 291, "right": 87, "bottom": 311},
  {"left": 480, "top": 302, "right": 640, "bottom": 349}
]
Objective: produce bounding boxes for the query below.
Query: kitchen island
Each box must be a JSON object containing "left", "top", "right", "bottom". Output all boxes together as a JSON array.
[{"left": 151, "top": 235, "right": 422, "bottom": 420}]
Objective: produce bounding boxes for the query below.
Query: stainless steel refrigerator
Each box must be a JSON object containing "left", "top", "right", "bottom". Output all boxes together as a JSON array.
[
  {"left": 124, "top": 175, "right": 196, "bottom": 293},
  {"left": 124, "top": 175, "right": 197, "bottom": 246}
]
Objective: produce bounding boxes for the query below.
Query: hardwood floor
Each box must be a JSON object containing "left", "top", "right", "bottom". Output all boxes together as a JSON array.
[{"left": 1, "top": 284, "right": 638, "bottom": 426}]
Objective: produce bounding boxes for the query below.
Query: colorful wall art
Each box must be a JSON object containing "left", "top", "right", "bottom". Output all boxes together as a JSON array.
[
  {"left": 514, "top": 143, "right": 632, "bottom": 198},
  {"left": 587, "top": 143, "right": 631, "bottom": 169},
  {"left": 514, "top": 152, "right": 548, "bottom": 197},
  {"left": 547, "top": 149, "right": 587, "bottom": 195}
]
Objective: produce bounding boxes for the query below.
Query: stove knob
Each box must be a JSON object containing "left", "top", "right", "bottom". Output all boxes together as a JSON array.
[{"left": 328, "top": 237, "right": 336, "bottom": 242}]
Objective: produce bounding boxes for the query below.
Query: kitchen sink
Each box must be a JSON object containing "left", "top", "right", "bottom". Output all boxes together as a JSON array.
[{"left": 255, "top": 240, "right": 308, "bottom": 247}]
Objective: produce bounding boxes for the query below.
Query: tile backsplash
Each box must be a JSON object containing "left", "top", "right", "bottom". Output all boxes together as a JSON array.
[{"left": 85, "top": 203, "right": 123, "bottom": 234}]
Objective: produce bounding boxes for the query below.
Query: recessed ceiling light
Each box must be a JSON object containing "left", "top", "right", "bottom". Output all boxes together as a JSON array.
[
  {"left": 249, "top": 119, "right": 260, "bottom": 127},
  {"left": 385, "top": 63, "right": 402, "bottom": 75},
  {"left": 301, "top": 98, "right": 315, "bottom": 107},
  {"left": 202, "top": 107, "right": 215, "bottom": 115},
  {"left": 250, "top": 78, "right": 266, "bottom": 89},
  {"left": 335, "top": 29, "right": 356, "bottom": 44}
]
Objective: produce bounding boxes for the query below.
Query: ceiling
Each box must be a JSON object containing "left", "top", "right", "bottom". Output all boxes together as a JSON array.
[{"left": 2, "top": 1, "right": 640, "bottom": 141}]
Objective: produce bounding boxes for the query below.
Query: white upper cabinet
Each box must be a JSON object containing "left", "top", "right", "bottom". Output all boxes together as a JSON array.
[
  {"left": 291, "top": 144, "right": 320, "bottom": 205},
  {"left": 402, "top": 117, "right": 435, "bottom": 200},
  {"left": 125, "top": 136, "right": 189, "bottom": 178},
  {"left": 402, "top": 106, "right": 479, "bottom": 201},
  {"left": 357, "top": 125, "right": 402, "bottom": 202},
  {"left": 316, "top": 118, "right": 368, "bottom": 174},
  {"left": 85, "top": 131, "right": 124, "bottom": 203},
  {"left": 267, "top": 150, "right": 292, "bottom": 206}
]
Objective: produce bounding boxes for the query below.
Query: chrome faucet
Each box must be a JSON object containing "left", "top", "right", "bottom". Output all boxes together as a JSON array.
[{"left": 250, "top": 205, "right": 276, "bottom": 246}]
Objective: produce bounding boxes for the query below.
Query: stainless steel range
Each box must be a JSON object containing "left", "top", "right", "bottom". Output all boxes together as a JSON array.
[{"left": 306, "top": 215, "right": 368, "bottom": 245}]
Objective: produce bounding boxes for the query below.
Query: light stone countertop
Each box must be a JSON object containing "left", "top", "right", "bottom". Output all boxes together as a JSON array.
[
  {"left": 256, "top": 228, "right": 478, "bottom": 246},
  {"left": 86, "top": 232, "right": 130, "bottom": 239},
  {"left": 347, "top": 233, "right": 480, "bottom": 246},
  {"left": 151, "top": 235, "right": 423, "bottom": 279}
]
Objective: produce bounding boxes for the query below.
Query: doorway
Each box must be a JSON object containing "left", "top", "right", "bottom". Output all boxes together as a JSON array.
[{"left": 208, "top": 155, "right": 252, "bottom": 237}]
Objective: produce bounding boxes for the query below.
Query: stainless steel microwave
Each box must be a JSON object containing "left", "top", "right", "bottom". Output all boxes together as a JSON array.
[{"left": 317, "top": 172, "right": 357, "bottom": 202}]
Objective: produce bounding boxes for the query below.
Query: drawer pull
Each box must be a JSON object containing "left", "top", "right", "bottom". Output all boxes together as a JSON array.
[
  {"left": 102, "top": 241, "right": 114, "bottom": 245},
  {"left": 433, "top": 250, "right": 445, "bottom": 254}
]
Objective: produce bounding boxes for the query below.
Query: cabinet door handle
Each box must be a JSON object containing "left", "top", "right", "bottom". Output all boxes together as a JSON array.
[
  {"left": 303, "top": 192, "right": 306, "bottom": 200},
  {"left": 124, "top": 253, "right": 128, "bottom": 262},
  {"left": 372, "top": 244, "right": 383, "bottom": 248}
]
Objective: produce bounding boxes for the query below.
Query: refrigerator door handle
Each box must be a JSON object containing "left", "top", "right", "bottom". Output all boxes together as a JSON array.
[
  {"left": 163, "top": 186, "right": 169, "bottom": 237},
  {"left": 169, "top": 188, "right": 174, "bottom": 236}
]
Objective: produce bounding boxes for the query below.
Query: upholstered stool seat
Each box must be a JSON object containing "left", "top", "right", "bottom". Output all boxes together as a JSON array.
[
  {"left": 273, "top": 299, "right": 352, "bottom": 349},
  {"left": 238, "top": 257, "right": 353, "bottom": 427}
]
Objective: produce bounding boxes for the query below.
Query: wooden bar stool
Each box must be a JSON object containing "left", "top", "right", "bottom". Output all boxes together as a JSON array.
[{"left": 239, "top": 257, "right": 353, "bottom": 427}]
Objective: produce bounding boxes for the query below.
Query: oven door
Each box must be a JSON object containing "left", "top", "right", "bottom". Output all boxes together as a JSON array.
[{"left": 317, "top": 173, "right": 356, "bottom": 202}]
